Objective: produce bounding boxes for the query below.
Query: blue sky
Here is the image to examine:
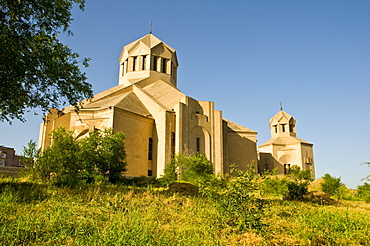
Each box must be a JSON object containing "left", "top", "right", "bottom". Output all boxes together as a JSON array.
[{"left": 1, "top": 0, "right": 370, "bottom": 188}]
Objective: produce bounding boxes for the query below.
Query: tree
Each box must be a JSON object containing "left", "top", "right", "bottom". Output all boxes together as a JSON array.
[
  {"left": 36, "top": 127, "right": 82, "bottom": 185},
  {"left": 81, "top": 129, "right": 127, "bottom": 183},
  {"left": 362, "top": 162, "right": 370, "bottom": 182},
  {"left": 35, "top": 127, "right": 127, "bottom": 185},
  {"left": 321, "top": 173, "right": 343, "bottom": 198},
  {"left": 0, "top": 0, "right": 93, "bottom": 122},
  {"left": 20, "top": 139, "right": 39, "bottom": 173},
  {"left": 357, "top": 183, "right": 370, "bottom": 203}
]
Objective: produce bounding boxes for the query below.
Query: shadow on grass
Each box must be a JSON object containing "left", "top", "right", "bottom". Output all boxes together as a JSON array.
[{"left": 0, "top": 181, "right": 49, "bottom": 203}]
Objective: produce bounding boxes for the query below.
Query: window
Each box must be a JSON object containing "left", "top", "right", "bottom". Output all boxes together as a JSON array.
[
  {"left": 171, "top": 132, "right": 175, "bottom": 159},
  {"left": 162, "top": 58, "right": 167, "bottom": 73},
  {"left": 142, "top": 55, "right": 147, "bottom": 70},
  {"left": 196, "top": 138, "right": 200, "bottom": 153},
  {"left": 148, "top": 170, "right": 153, "bottom": 176},
  {"left": 152, "top": 56, "right": 158, "bottom": 71},
  {"left": 284, "top": 164, "right": 290, "bottom": 175},
  {"left": 289, "top": 124, "right": 294, "bottom": 132},
  {"left": 148, "top": 138, "right": 153, "bottom": 160},
  {"left": 274, "top": 125, "right": 278, "bottom": 133},
  {"left": 121, "top": 61, "right": 126, "bottom": 76},
  {"left": 132, "top": 56, "right": 138, "bottom": 71},
  {"left": 281, "top": 124, "right": 286, "bottom": 132}
]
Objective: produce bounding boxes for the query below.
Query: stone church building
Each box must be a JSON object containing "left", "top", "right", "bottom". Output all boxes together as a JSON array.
[
  {"left": 38, "top": 34, "right": 314, "bottom": 178},
  {"left": 258, "top": 110, "right": 315, "bottom": 178}
]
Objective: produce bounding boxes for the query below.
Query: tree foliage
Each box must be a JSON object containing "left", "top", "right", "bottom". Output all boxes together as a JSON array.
[
  {"left": 285, "top": 165, "right": 313, "bottom": 200},
  {"left": 20, "top": 139, "right": 39, "bottom": 171},
  {"left": 35, "top": 127, "right": 126, "bottom": 185},
  {"left": 160, "top": 153, "right": 214, "bottom": 185},
  {"left": 357, "top": 183, "right": 370, "bottom": 203},
  {"left": 200, "top": 163, "right": 266, "bottom": 230},
  {"left": 321, "top": 173, "right": 343, "bottom": 197},
  {"left": 0, "top": 0, "right": 93, "bottom": 122}
]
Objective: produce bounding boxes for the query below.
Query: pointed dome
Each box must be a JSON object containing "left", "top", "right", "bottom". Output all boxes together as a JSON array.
[
  {"left": 119, "top": 34, "right": 177, "bottom": 63},
  {"left": 118, "top": 34, "right": 179, "bottom": 88},
  {"left": 268, "top": 110, "right": 296, "bottom": 138},
  {"left": 269, "top": 110, "right": 294, "bottom": 125}
]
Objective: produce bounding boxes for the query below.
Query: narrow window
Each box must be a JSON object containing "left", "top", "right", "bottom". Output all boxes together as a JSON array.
[
  {"left": 142, "top": 55, "right": 147, "bottom": 70},
  {"left": 171, "top": 62, "right": 175, "bottom": 78},
  {"left": 196, "top": 138, "right": 200, "bottom": 153},
  {"left": 162, "top": 58, "right": 167, "bottom": 73},
  {"left": 274, "top": 125, "right": 278, "bottom": 133},
  {"left": 289, "top": 124, "right": 294, "bottom": 132},
  {"left": 152, "top": 56, "right": 158, "bottom": 71},
  {"left": 148, "top": 170, "right": 153, "bottom": 176},
  {"left": 281, "top": 124, "right": 286, "bottom": 132},
  {"left": 132, "top": 56, "right": 138, "bottom": 71},
  {"left": 171, "top": 132, "right": 175, "bottom": 159},
  {"left": 148, "top": 138, "right": 153, "bottom": 160},
  {"left": 121, "top": 61, "right": 125, "bottom": 76},
  {"left": 284, "top": 164, "right": 290, "bottom": 175}
]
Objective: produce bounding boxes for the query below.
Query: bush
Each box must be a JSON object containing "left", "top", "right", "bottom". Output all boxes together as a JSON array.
[
  {"left": 35, "top": 127, "right": 126, "bottom": 185},
  {"left": 159, "top": 160, "right": 178, "bottom": 186},
  {"left": 357, "top": 183, "right": 370, "bottom": 203},
  {"left": 284, "top": 165, "right": 313, "bottom": 200},
  {"left": 200, "top": 164, "right": 267, "bottom": 231},
  {"left": 260, "top": 171, "right": 288, "bottom": 197},
  {"left": 159, "top": 153, "right": 214, "bottom": 186},
  {"left": 321, "top": 173, "right": 344, "bottom": 198}
]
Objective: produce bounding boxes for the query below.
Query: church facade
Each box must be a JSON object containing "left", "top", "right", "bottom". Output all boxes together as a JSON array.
[
  {"left": 38, "top": 34, "right": 314, "bottom": 178},
  {"left": 258, "top": 110, "right": 315, "bottom": 178}
]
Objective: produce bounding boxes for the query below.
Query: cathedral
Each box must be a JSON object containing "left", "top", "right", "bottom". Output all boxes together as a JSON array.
[{"left": 38, "top": 34, "right": 315, "bottom": 178}]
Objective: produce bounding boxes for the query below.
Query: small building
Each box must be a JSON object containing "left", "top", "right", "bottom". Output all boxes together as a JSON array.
[
  {"left": 0, "top": 146, "right": 20, "bottom": 167},
  {"left": 258, "top": 110, "right": 315, "bottom": 178}
]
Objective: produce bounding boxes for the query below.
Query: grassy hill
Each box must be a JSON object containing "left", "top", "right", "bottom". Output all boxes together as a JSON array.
[{"left": 0, "top": 176, "right": 369, "bottom": 245}]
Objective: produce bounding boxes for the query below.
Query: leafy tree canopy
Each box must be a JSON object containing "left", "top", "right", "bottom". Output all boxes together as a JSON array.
[{"left": 0, "top": 0, "right": 93, "bottom": 122}]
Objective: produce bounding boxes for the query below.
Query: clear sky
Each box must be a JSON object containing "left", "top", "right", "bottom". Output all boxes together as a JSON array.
[{"left": 1, "top": 0, "right": 369, "bottom": 188}]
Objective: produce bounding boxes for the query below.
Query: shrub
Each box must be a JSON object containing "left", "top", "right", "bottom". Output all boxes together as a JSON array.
[
  {"left": 321, "top": 173, "right": 343, "bottom": 198},
  {"left": 357, "top": 183, "right": 370, "bottom": 203},
  {"left": 200, "top": 164, "right": 267, "bottom": 231},
  {"left": 159, "top": 159, "right": 178, "bottom": 186},
  {"left": 35, "top": 127, "right": 126, "bottom": 185},
  {"left": 260, "top": 171, "right": 288, "bottom": 197},
  {"left": 284, "top": 165, "right": 313, "bottom": 200},
  {"left": 159, "top": 153, "right": 213, "bottom": 186}
]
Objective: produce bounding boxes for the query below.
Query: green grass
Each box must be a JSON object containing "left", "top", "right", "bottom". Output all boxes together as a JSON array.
[{"left": 0, "top": 177, "right": 369, "bottom": 245}]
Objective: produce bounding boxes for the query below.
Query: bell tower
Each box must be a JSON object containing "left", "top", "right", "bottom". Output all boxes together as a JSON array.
[
  {"left": 118, "top": 34, "right": 179, "bottom": 87},
  {"left": 269, "top": 110, "right": 297, "bottom": 138}
]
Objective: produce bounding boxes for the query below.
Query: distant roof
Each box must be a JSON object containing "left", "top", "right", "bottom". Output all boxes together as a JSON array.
[
  {"left": 77, "top": 86, "right": 151, "bottom": 117},
  {"left": 223, "top": 118, "right": 256, "bottom": 133},
  {"left": 124, "top": 34, "right": 176, "bottom": 52},
  {"left": 259, "top": 136, "right": 312, "bottom": 147},
  {"left": 269, "top": 110, "right": 295, "bottom": 125}
]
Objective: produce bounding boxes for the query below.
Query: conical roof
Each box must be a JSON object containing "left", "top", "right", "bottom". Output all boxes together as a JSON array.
[
  {"left": 119, "top": 34, "right": 178, "bottom": 65},
  {"left": 269, "top": 110, "right": 294, "bottom": 125}
]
